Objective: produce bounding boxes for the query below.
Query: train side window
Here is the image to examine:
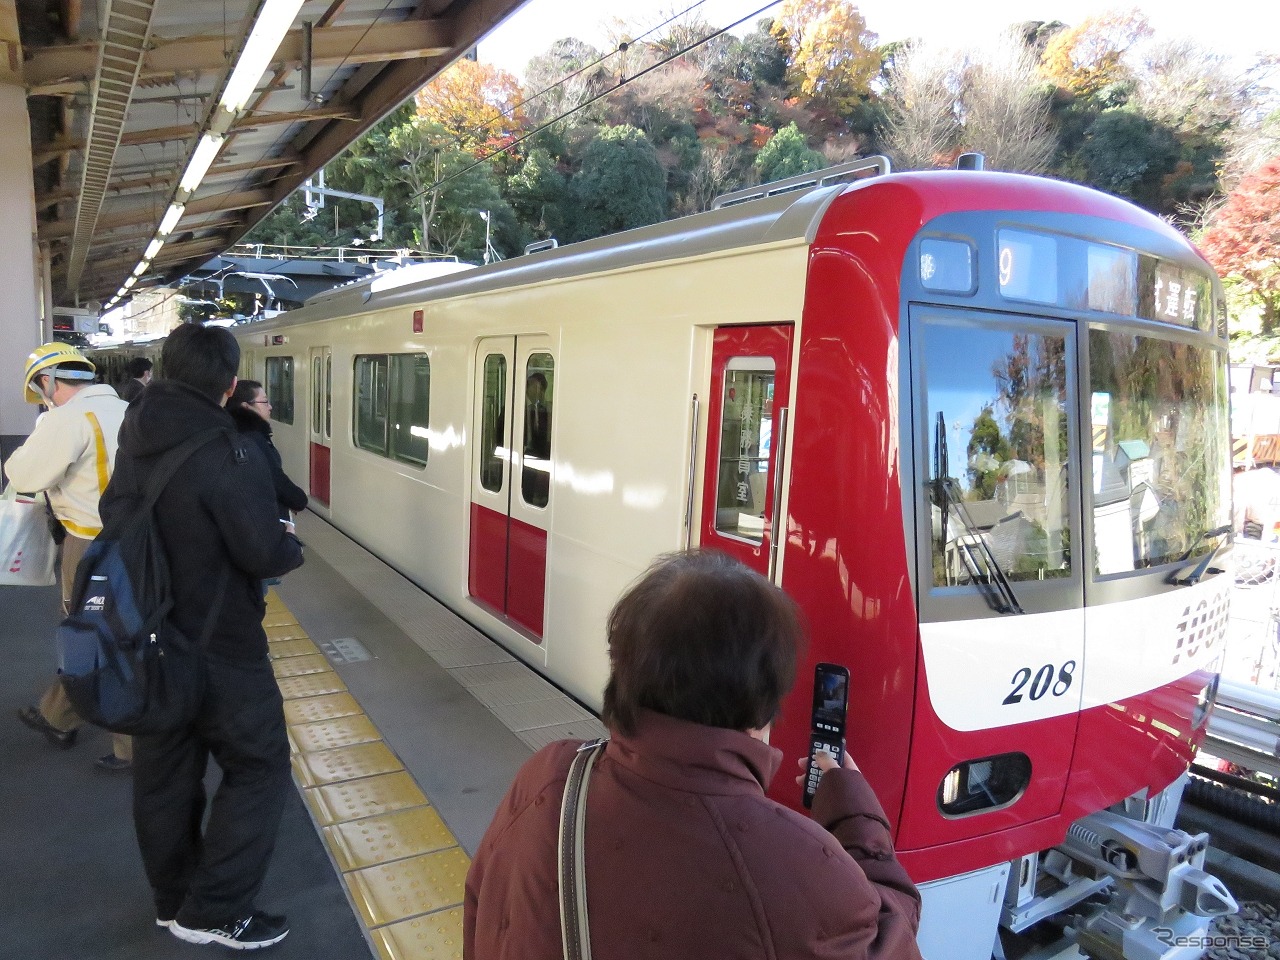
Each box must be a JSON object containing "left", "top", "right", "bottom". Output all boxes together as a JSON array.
[
  {"left": 480, "top": 354, "right": 507, "bottom": 493},
  {"left": 389, "top": 354, "right": 431, "bottom": 467},
  {"left": 521, "top": 354, "right": 554, "bottom": 508},
  {"left": 311, "top": 356, "right": 323, "bottom": 434},
  {"left": 354, "top": 355, "right": 390, "bottom": 455},
  {"left": 265, "top": 356, "right": 294, "bottom": 424},
  {"left": 715, "top": 358, "right": 775, "bottom": 542},
  {"left": 922, "top": 321, "right": 1072, "bottom": 587}
]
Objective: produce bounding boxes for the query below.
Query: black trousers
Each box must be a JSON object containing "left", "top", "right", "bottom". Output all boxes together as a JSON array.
[{"left": 132, "top": 652, "right": 290, "bottom": 927}]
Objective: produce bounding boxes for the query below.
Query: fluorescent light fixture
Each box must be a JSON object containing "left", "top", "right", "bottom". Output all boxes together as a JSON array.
[
  {"left": 220, "top": 0, "right": 306, "bottom": 113},
  {"left": 144, "top": 237, "right": 165, "bottom": 260},
  {"left": 132, "top": 261, "right": 149, "bottom": 278},
  {"left": 180, "top": 133, "right": 224, "bottom": 194},
  {"left": 158, "top": 203, "right": 185, "bottom": 236},
  {"left": 123, "top": 275, "right": 137, "bottom": 289}
]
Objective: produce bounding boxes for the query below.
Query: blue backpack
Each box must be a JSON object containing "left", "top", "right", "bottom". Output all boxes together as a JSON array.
[{"left": 56, "top": 427, "right": 231, "bottom": 735}]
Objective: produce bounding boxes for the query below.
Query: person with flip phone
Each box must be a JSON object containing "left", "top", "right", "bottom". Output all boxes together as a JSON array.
[{"left": 802, "top": 663, "right": 850, "bottom": 807}]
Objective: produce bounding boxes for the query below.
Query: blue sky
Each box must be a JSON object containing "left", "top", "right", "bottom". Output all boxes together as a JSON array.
[{"left": 478, "top": 0, "right": 1273, "bottom": 82}]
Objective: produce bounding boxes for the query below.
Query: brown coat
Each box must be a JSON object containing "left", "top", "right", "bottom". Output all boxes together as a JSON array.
[{"left": 464, "top": 710, "right": 922, "bottom": 960}]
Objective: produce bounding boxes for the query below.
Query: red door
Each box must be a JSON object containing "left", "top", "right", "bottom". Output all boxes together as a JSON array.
[
  {"left": 699, "top": 325, "right": 794, "bottom": 579},
  {"left": 309, "top": 346, "right": 332, "bottom": 506},
  {"left": 468, "top": 337, "right": 556, "bottom": 640}
]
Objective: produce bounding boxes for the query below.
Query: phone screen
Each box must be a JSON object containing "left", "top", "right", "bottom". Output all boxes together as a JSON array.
[{"left": 803, "top": 663, "right": 849, "bottom": 808}]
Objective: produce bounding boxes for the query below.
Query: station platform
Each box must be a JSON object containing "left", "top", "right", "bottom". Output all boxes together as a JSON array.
[{"left": 0, "top": 510, "right": 607, "bottom": 959}]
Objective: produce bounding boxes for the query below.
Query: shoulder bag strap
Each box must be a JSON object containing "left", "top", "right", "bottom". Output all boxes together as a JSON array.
[
  {"left": 138, "top": 427, "right": 228, "bottom": 514},
  {"left": 558, "top": 738, "right": 607, "bottom": 960}
]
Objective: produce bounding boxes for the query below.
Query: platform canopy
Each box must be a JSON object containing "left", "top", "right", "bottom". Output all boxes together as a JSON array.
[{"left": 17, "top": 0, "right": 527, "bottom": 306}]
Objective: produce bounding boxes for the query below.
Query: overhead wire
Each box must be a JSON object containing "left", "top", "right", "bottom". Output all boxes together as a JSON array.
[{"left": 408, "top": 0, "right": 782, "bottom": 203}]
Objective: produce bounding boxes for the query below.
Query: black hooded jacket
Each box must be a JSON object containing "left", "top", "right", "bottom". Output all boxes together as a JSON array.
[
  {"left": 100, "top": 380, "right": 304, "bottom": 662},
  {"left": 229, "top": 405, "right": 308, "bottom": 518}
]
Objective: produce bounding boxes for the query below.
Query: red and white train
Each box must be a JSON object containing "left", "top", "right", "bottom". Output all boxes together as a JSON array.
[{"left": 99, "top": 158, "right": 1238, "bottom": 959}]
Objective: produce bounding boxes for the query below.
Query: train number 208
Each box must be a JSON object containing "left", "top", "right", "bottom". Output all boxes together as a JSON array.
[{"left": 1002, "top": 661, "right": 1076, "bottom": 705}]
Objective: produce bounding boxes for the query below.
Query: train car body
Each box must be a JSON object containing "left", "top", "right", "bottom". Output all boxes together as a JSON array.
[{"left": 106, "top": 162, "right": 1236, "bottom": 959}]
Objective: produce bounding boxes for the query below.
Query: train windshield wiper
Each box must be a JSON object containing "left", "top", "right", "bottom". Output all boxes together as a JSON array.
[
  {"left": 933, "top": 412, "right": 1024, "bottom": 615},
  {"left": 1167, "top": 523, "right": 1232, "bottom": 586}
]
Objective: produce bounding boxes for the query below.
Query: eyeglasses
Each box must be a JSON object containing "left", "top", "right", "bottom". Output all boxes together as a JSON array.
[{"left": 251, "top": 399, "right": 271, "bottom": 405}]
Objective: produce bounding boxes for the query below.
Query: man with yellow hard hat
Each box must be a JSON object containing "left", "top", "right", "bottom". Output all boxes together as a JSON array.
[{"left": 5, "top": 342, "right": 132, "bottom": 771}]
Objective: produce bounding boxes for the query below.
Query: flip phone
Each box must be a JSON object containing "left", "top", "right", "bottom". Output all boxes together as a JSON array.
[{"left": 802, "top": 662, "right": 850, "bottom": 808}]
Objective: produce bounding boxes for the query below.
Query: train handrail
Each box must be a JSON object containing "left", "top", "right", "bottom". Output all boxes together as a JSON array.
[
  {"left": 1202, "top": 679, "right": 1280, "bottom": 779},
  {"left": 711, "top": 156, "right": 891, "bottom": 209}
]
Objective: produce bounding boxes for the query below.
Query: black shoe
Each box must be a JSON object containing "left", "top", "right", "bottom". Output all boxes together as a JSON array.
[
  {"left": 17, "top": 706, "right": 77, "bottom": 748},
  {"left": 170, "top": 912, "right": 289, "bottom": 950},
  {"left": 95, "top": 753, "right": 131, "bottom": 772}
]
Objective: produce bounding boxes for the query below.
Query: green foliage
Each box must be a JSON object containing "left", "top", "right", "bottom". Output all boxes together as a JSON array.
[
  {"left": 755, "top": 123, "right": 826, "bottom": 183},
  {"left": 1073, "top": 109, "right": 1180, "bottom": 211},
  {"left": 568, "top": 125, "right": 667, "bottom": 241}
]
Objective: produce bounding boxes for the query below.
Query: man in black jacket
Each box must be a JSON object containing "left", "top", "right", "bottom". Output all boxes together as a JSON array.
[{"left": 100, "top": 323, "right": 304, "bottom": 950}]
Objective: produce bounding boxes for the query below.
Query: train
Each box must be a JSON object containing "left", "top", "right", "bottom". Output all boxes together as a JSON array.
[{"left": 92, "top": 157, "right": 1238, "bottom": 960}]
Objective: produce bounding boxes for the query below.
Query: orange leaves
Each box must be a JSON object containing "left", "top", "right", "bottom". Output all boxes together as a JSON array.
[
  {"left": 771, "top": 0, "right": 880, "bottom": 112},
  {"left": 415, "top": 59, "right": 526, "bottom": 153},
  {"left": 1039, "top": 9, "right": 1152, "bottom": 98}
]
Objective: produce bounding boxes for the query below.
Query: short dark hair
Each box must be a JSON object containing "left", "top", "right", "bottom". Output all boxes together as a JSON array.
[
  {"left": 602, "top": 550, "right": 802, "bottom": 736},
  {"left": 161, "top": 323, "right": 239, "bottom": 401},
  {"left": 229, "top": 379, "right": 263, "bottom": 409},
  {"left": 124, "top": 357, "right": 153, "bottom": 378}
]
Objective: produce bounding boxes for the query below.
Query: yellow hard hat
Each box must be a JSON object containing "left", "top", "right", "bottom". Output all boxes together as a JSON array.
[{"left": 23, "top": 342, "right": 96, "bottom": 404}]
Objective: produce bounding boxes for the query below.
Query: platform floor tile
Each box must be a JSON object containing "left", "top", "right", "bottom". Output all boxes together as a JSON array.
[
  {"left": 346, "top": 847, "right": 471, "bottom": 928},
  {"left": 288, "top": 714, "right": 382, "bottom": 754},
  {"left": 272, "top": 653, "right": 334, "bottom": 678},
  {"left": 304, "top": 771, "right": 428, "bottom": 827},
  {"left": 369, "top": 907, "right": 464, "bottom": 960},
  {"left": 292, "top": 740, "right": 403, "bottom": 787},
  {"left": 265, "top": 623, "right": 311, "bottom": 642},
  {"left": 278, "top": 671, "right": 349, "bottom": 699},
  {"left": 269, "top": 637, "right": 323, "bottom": 659},
  {"left": 324, "top": 806, "right": 459, "bottom": 871},
  {"left": 283, "top": 690, "right": 363, "bottom": 725}
]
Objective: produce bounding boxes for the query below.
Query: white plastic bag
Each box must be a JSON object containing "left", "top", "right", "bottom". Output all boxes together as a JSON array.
[{"left": 0, "top": 485, "right": 57, "bottom": 587}]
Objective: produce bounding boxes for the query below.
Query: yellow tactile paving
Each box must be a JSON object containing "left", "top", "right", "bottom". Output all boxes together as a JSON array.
[
  {"left": 268, "top": 638, "right": 323, "bottom": 659},
  {"left": 289, "top": 714, "right": 382, "bottom": 755},
  {"left": 265, "top": 623, "right": 310, "bottom": 642},
  {"left": 272, "top": 653, "right": 333, "bottom": 679},
  {"left": 346, "top": 847, "right": 471, "bottom": 927},
  {"left": 277, "top": 671, "right": 348, "bottom": 699},
  {"left": 324, "top": 806, "right": 459, "bottom": 871},
  {"left": 292, "top": 740, "right": 403, "bottom": 787},
  {"left": 283, "top": 691, "right": 363, "bottom": 725},
  {"left": 370, "top": 907, "right": 464, "bottom": 960},
  {"left": 304, "top": 772, "right": 429, "bottom": 826},
  {"left": 272, "top": 594, "right": 470, "bottom": 960}
]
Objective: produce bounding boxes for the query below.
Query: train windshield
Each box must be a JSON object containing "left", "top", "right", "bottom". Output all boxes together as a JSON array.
[
  {"left": 923, "top": 319, "right": 1073, "bottom": 589},
  {"left": 1087, "top": 331, "right": 1230, "bottom": 574}
]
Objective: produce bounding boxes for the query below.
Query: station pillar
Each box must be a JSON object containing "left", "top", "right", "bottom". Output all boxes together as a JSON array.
[{"left": 0, "top": 13, "right": 43, "bottom": 465}]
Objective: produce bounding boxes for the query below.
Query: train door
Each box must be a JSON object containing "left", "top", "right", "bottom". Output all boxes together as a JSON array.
[
  {"left": 468, "top": 337, "right": 556, "bottom": 642},
  {"left": 699, "top": 325, "right": 793, "bottom": 580},
  {"left": 309, "top": 346, "right": 332, "bottom": 507}
]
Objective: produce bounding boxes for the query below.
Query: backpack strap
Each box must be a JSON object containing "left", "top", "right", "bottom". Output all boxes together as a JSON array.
[
  {"left": 558, "top": 738, "right": 607, "bottom": 960},
  {"left": 137, "top": 426, "right": 229, "bottom": 514}
]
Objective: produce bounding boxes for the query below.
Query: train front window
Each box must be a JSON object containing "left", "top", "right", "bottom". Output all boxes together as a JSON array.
[
  {"left": 922, "top": 320, "right": 1072, "bottom": 588},
  {"left": 715, "top": 358, "right": 775, "bottom": 543},
  {"left": 1087, "top": 332, "right": 1229, "bottom": 574}
]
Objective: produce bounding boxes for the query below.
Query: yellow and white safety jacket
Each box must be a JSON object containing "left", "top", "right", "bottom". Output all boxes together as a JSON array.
[{"left": 4, "top": 384, "right": 128, "bottom": 539}]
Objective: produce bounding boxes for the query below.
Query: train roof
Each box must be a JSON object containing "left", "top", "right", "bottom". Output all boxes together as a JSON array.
[
  {"left": 243, "top": 177, "right": 854, "bottom": 332},
  {"left": 242, "top": 167, "right": 1203, "bottom": 334}
]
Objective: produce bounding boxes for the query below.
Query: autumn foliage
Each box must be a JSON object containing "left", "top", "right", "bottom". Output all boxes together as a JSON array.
[
  {"left": 415, "top": 59, "right": 526, "bottom": 153},
  {"left": 1039, "top": 9, "right": 1152, "bottom": 98},
  {"left": 1201, "top": 158, "right": 1280, "bottom": 331}
]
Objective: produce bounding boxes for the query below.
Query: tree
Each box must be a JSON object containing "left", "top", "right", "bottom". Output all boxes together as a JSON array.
[
  {"left": 1039, "top": 10, "right": 1151, "bottom": 99},
  {"left": 415, "top": 59, "right": 526, "bottom": 152},
  {"left": 880, "top": 40, "right": 962, "bottom": 169},
  {"left": 568, "top": 125, "right": 667, "bottom": 241},
  {"left": 1201, "top": 158, "right": 1280, "bottom": 333},
  {"left": 1130, "top": 39, "right": 1247, "bottom": 138},
  {"left": 522, "top": 38, "right": 608, "bottom": 126},
  {"left": 771, "top": 0, "right": 880, "bottom": 114},
  {"left": 755, "top": 123, "right": 826, "bottom": 183},
  {"left": 505, "top": 147, "right": 570, "bottom": 240},
  {"left": 959, "top": 33, "right": 1056, "bottom": 173},
  {"left": 1075, "top": 109, "right": 1179, "bottom": 211}
]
